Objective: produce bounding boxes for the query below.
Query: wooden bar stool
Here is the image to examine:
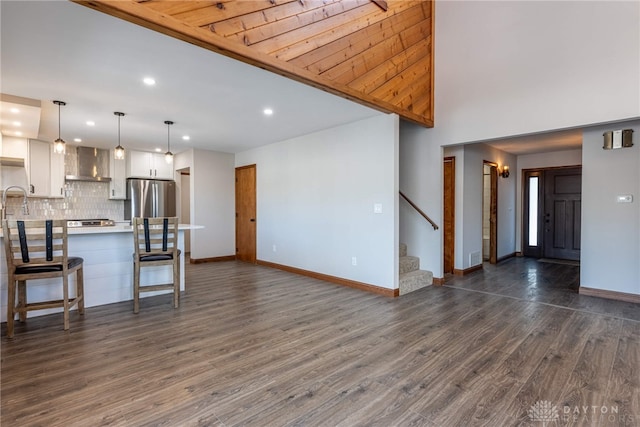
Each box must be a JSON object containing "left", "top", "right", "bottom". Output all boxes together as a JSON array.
[
  {"left": 132, "top": 217, "right": 180, "bottom": 313},
  {"left": 2, "top": 219, "right": 85, "bottom": 338}
]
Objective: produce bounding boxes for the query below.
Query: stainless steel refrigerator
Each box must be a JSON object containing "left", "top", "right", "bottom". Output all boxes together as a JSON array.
[{"left": 124, "top": 178, "right": 176, "bottom": 221}]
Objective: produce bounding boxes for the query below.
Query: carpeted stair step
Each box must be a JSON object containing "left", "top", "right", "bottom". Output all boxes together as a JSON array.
[
  {"left": 399, "top": 256, "right": 420, "bottom": 275},
  {"left": 399, "top": 243, "right": 407, "bottom": 257},
  {"left": 399, "top": 269, "right": 433, "bottom": 295}
]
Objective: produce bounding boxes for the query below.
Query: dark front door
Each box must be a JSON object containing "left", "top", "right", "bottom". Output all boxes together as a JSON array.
[{"left": 543, "top": 167, "right": 582, "bottom": 260}]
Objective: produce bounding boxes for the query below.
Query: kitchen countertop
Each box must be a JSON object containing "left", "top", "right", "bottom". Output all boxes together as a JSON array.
[
  {"left": 0, "top": 223, "right": 203, "bottom": 237},
  {"left": 67, "top": 224, "right": 203, "bottom": 235}
]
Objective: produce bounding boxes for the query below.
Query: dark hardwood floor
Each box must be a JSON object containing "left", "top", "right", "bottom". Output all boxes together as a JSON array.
[{"left": 2, "top": 258, "right": 639, "bottom": 426}]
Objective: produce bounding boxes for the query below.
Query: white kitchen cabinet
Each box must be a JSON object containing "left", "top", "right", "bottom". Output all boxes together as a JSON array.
[
  {"left": 27, "top": 140, "right": 64, "bottom": 198},
  {"left": 127, "top": 150, "right": 174, "bottom": 180},
  {"left": 152, "top": 153, "right": 174, "bottom": 180},
  {"left": 109, "top": 156, "right": 127, "bottom": 199},
  {"left": 49, "top": 144, "right": 65, "bottom": 198}
]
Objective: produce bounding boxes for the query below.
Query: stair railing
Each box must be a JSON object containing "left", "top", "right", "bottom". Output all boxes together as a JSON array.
[{"left": 399, "top": 191, "right": 439, "bottom": 230}]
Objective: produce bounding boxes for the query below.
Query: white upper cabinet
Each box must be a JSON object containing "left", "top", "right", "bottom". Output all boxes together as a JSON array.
[
  {"left": 126, "top": 150, "right": 174, "bottom": 180},
  {"left": 28, "top": 139, "right": 64, "bottom": 198},
  {"left": 109, "top": 156, "right": 127, "bottom": 199},
  {"left": 49, "top": 144, "right": 65, "bottom": 198},
  {"left": 151, "top": 153, "right": 174, "bottom": 180}
]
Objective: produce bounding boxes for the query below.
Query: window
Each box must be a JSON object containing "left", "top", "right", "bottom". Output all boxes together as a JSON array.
[{"left": 528, "top": 176, "right": 539, "bottom": 247}]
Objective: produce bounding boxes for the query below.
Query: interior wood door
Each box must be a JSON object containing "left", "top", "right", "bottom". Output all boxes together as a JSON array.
[
  {"left": 543, "top": 167, "right": 582, "bottom": 260},
  {"left": 443, "top": 157, "right": 455, "bottom": 274},
  {"left": 236, "top": 165, "right": 256, "bottom": 263}
]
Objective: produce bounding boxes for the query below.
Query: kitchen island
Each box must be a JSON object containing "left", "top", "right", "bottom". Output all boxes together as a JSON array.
[{"left": 0, "top": 224, "right": 202, "bottom": 323}]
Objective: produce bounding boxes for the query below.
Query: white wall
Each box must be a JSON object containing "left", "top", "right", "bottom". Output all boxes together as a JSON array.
[
  {"left": 515, "top": 149, "right": 582, "bottom": 251},
  {"left": 581, "top": 120, "right": 640, "bottom": 296},
  {"left": 175, "top": 148, "right": 235, "bottom": 260},
  {"left": 235, "top": 114, "right": 399, "bottom": 289},
  {"left": 432, "top": 0, "right": 640, "bottom": 146},
  {"left": 399, "top": 120, "right": 443, "bottom": 278}
]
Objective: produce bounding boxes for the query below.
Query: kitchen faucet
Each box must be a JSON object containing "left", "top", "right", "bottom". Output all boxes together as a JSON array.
[{"left": 1, "top": 186, "right": 30, "bottom": 221}]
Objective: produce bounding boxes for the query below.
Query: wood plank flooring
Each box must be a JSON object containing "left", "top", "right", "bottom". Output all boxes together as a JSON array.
[{"left": 2, "top": 258, "right": 639, "bottom": 426}]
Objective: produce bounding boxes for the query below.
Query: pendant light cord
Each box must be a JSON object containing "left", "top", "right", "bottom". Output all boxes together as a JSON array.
[
  {"left": 167, "top": 123, "right": 171, "bottom": 152},
  {"left": 57, "top": 102, "right": 61, "bottom": 140}
]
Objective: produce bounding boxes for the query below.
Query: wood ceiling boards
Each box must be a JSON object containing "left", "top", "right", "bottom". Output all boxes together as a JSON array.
[{"left": 77, "top": 0, "right": 434, "bottom": 127}]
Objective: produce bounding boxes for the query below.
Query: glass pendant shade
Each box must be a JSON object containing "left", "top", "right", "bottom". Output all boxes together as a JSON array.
[
  {"left": 114, "top": 112, "right": 125, "bottom": 160},
  {"left": 164, "top": 120, "right": 174, "bottom": 163},
  {"left": 53, "top": 138, "right": 66, "bottom": 154},
  {"left": 114, "top": 145, "right": 125, "bottom": 160},
  {"left": 52, "top": 100, "right": 66, "bottom": 154}
]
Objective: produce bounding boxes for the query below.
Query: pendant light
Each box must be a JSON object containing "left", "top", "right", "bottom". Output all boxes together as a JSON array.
[
  {"left": 52, "top": 100, "right": 66, "bottom": 154},
  {"left": 114, "top": 112, "right": 125, "bottom": 160},
  {"left": 164, "top": 120, "right": 174, "bottom": 164}
]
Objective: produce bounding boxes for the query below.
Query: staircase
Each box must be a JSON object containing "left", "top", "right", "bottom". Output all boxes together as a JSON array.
[{"left": 399, "top": 243, "right": 433, "bottom": 295}]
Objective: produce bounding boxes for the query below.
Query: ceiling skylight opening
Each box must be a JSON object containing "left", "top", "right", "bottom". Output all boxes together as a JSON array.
[
  {"left": 143, "top": 77, "right": 156, "bottom": 86},
  {"left": 263, "top": 108, "right": 274, "bottom": 116}
]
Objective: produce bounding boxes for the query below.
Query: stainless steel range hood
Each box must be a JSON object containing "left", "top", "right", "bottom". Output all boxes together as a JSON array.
[{"left": 65, "top": 146, "right": 111, "bottom": 182}]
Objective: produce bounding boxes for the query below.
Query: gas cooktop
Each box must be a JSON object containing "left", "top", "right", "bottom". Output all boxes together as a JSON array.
[{"left": 66, "top": 219, "right": 115, "bottom": 227}]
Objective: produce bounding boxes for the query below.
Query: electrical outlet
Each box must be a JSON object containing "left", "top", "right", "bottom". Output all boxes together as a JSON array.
[{"left": 352, "top": 257, "right": 357, "bottom": 266}]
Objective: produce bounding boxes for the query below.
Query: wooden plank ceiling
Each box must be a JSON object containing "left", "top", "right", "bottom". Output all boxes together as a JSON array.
[{"left": 78, "top": 0, "right": 433, "bottom": 127}]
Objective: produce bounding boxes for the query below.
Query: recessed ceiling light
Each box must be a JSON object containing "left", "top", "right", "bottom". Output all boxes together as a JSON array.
[
  {"left": 143, "top": 77, "right": 156, "bottom": 86},
  {"left": 74, "top": 138, "right": 82, "bottom": 142},
  {"left": 12, "top": 121, "right": 21, "bottom": 126},
  {"left": 182, "top": 135, "right": 190, "bottom": 141},
  {"left": 10, "top": 108, "right": 19, "bottom": 113},
  {"left": 15, "top": 131, "right": 22, "bottom": 136},
  {"left": 86, "top": 121, "right": 95, "bottom": 126},
  {"left": 263, "top": 108, "right": 274, "bottom": 116},
  {"left": 155, "top": 148, "right": 162, "bottom": 153}
]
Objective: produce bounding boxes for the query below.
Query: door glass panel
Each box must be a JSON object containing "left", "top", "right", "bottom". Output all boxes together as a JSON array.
[{"left": 529, "top": 176, "right": 539, "bottom": 246}]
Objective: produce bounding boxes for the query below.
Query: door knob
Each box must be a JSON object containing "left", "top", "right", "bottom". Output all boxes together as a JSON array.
[{"left": 250, "top": 218, "right": 256, "bottom": 222}]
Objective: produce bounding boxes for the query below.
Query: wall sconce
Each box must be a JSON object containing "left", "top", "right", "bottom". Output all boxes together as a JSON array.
[
  {"left": 500, "top": 165, "right": 510, "bottom": 178},
  {"left": 603, "top": 129, "right": 633, "bottom": 149}
]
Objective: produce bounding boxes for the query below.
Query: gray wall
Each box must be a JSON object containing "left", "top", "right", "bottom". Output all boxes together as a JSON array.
[
  {"left": 581, "top": 120, "right": 640, "bottom": 295},
  {"left": 236, "top": 114, "right": 399, "bottom": 289}
]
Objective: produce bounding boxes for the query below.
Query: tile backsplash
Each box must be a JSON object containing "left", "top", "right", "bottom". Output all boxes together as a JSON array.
[{"left": 3, "top": 181, "right": 123, "bottom": 220}]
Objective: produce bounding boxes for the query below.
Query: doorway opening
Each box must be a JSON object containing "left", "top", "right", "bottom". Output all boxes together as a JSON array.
[{"left": 482, "top": 161, "right": 498, "bottom": 264}]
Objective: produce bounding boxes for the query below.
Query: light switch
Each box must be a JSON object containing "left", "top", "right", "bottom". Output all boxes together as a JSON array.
[
  {"left": 374, "top": 203, "right": 383, "bottom": 214},
  {"left": 617, "top": 195, "right": 633, "bottom": 203}
]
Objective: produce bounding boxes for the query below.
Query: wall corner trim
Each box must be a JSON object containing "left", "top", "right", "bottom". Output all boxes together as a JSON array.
[
  {"left": 453, "top": 264, "right": 483, "bottom": 276},
  {"left": 432, "top": 277, "right": 446, "bottom": 286}
]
